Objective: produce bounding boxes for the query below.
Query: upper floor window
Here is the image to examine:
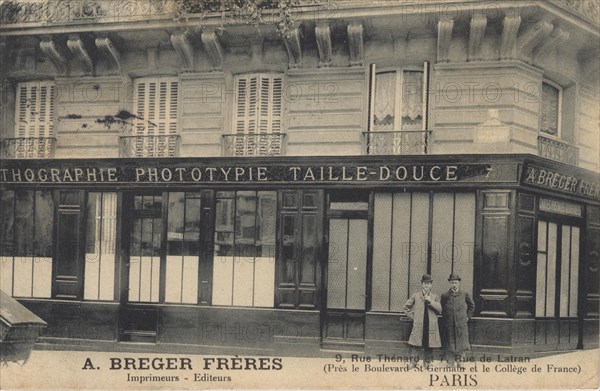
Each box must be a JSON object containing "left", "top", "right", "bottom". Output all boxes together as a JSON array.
[
  {"left": 540, "top": 81, "right": 561, "bottom": 137},
  {"left": 11, "top": 81, "right": 56, "bottom": 158},
  {"left": 372, "top": 66, "right": 426, "bottom": 131},
  {"left": 229, "top": 73, "right": 284, "bottom": 156},
  {"left": 366, "top": 63, "right": 430, "bottom": 155},
  {"left": 123, "top": 77, "right": 179, "bottom": 157}
]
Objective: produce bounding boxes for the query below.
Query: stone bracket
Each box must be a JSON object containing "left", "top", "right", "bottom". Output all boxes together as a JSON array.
[
  {"left": 347, "top": 23, "right": 364, "bottom": 67},
  {"left": 437, "top": 19, "right": 454, "bottom": 63},
  {"left": 518, "top": 20, "right": 554, "bottom": 57},
  {"left": 315, "top": 23, "right": 332, "bottom": 67},
  {"left": 283, "top": 26, "right": 302, "bottom": 68},
  {"left": 534, "top": 28, "right": 569, "bottom": 56},
  {"left": 500, "top": 15, "right": 521, "bottom": 60},
  {"left": 39, "top": 36, "right": 68, "bottom": 75},
  {"left": 95, "top": 36, "right": 121, "bottom": 75},
  {"left": 468, "top": 14, "right": 487, "bottom": 62},
  {"left": 201, "top": 31, "right": 223, "bottom": 70},
  {"left": 67, "top": 34, "right": 94, "bottom": 75},
  {"left": 171, "top": 31, "right": 195, "bottom": 72}
]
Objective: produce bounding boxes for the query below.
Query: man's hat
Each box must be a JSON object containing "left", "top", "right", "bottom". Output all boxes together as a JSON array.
[
  {"left": 448, "top": 273, "right": 461, "bottom": 281},
  {"left": 421, "top": 274, "right": 433, "bottom": 282}
]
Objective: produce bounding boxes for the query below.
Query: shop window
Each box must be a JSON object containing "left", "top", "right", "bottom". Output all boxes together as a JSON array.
[
  {"left": 371, "top": 192, "right": 475, "bottom": 312},
  {"left": 131, "top": 77, "right": 179, "bottom": 157},
  {"left": 232, "top": 74, "right": 283, "bottom": 155},
  {"left": 0, "top": 190, "right": 53, "bottom": 298},
  {"left": 84, "top": 193, "right": 117, "bottom": 301},
  {"left": 212, "top": 191, "right": 276, "bottom": 307},
  {"left": 536, "top": 221, "right": 580, "bottom": 318},
  {"left": 14, "top": 81, "right": 56, "bottom": 158},
  {"left": 165, "top": 192, "right": 203, "bottom": 304}
]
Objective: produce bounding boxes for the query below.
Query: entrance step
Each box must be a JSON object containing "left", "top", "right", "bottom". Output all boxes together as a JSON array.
[
  {"left": 321, "top": 339, "right": 365, "bottom": 353},
  {"left": 121, "top": 330, "right": 157, "bottom": 343}
]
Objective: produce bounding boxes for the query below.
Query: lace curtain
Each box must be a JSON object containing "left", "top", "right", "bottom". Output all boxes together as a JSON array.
[{"left": 373, "top": 70, "right": 423, "bottom": 131}]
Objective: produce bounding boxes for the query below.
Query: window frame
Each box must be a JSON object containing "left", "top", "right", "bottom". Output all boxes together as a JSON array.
[
  {"left": 370, "top": 64, "right": 428, "bottom": 133},
  {"left": 232, "top": 72, "right": 285, "bottom": 135},
  {"left": 132, "top": 76, "right": 180, "bottom": 136},
  {"left": 14, "top": 80, "right": 56, "bottom": 139},
  {"left": 539, "top": 79, "right": 563, "bottom": 140}
]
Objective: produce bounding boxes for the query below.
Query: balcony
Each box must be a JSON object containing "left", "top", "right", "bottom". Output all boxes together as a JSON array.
[
  {"left": 119, "top": 135, "right": 180, "bottom": 157},
  {"left": 222, "top": 133, "right": 287, "bottom": 156},
  {"left": 537, "top": 135, "right": 579, "bottom": 165},
  {"left": 363, "top": 131, "right": 430, "bottom": 155},
  {"left": 0, "top": 137, "right": 56, "bottom": 159}
]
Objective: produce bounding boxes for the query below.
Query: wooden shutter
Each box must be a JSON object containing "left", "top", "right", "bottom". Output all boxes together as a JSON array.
[
  {"left": 541, "top": 81, "right": 560, "bottom": 136},
  {"left": 15, "top": 81, "right": 55, "bottom": 138},
  {"left": 234, "top": 74, "right": 283, "bottom": 134},
  {"left": 134, "top": 77, "right": 179, "bottom": 136}
]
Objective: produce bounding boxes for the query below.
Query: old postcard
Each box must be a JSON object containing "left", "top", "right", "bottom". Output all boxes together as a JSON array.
[{"left": 0, "top": 0, "right": 599, "bottom": 390}]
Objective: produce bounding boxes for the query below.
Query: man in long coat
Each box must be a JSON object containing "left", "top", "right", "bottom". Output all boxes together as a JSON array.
[
  {"left": 441, "top": 273, "right": 475, "bottom": 368},
  {"left": 403, "top": 274, "right": 442, "bottom": 367}
]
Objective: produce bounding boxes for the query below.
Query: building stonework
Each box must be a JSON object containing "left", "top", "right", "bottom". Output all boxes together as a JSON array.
[{"left": 0, "top": 0, "right": 598, "bottom": 356}]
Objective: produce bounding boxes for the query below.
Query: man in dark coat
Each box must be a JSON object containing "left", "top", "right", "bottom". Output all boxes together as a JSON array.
[
  {"left": 403, "top": 274, "right": 442, "bottom": 368},
  {"left": 441, "top": 273, "right": 475, "bottom": 368}
]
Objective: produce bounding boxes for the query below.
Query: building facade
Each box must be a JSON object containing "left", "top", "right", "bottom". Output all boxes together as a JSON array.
[{"left": 0, "top": 0, "right": 599, "bottom": 356}]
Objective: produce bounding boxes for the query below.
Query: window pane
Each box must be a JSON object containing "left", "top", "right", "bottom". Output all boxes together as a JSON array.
[
  {"left": 84, "top": 193, "right": 117, "bottom": 301},
  {"left": 374, "top": 72, "right": 396, "bottom": 130},
  {"left": 402, "top": 70, "right": 423, "bottom": 130},
  {"left": 0, "top": 190, "right": 14, "bottom": 294},
  {"left": 257, "top": 192, "right": 276, "bottom": 258},
  {"left": 13, "top": 192, "right": 34, "bottom": 297},
  {"left": 33, "top": 191, "right": 53, "bottom": 298}
]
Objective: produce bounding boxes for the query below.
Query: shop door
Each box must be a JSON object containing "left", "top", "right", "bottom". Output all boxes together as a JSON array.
[
  {"left": 322, "top": 204, "right": 368, "bottom": 347},
  {"left": 535, "top": 220, "right": 582, "bottom": 350},
  {"left": 120, "top": 193, "right": 163, "bottom": 342}
]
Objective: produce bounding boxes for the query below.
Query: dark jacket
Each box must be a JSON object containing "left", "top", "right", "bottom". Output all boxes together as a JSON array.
[
  {"left": 403, "top": 291, "right": 442, "bottom": 348},
  {"left": 441, "top": 289, "right": 475, "bottom": 353}
]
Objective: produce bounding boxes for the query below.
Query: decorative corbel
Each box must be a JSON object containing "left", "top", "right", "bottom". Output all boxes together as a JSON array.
[
  {"left": 39, "top": 36, "right": 68, "bottom": 75},
  {"left": 534, "top": 27, "right": 569, "bottom": 56},
  {"left": 437, "top": 19, "right": 454, "bottom": 63},
  {"left": 315, "top": 23, "right": 332, "bottom": 67},
  {"left": 67, "top": 34, "right": 94, "bottom": 75},
  {"left": 95, "top": 36, "right": 121, "bottom": 75},
  {"left": 518, "top": 20, "right": 554, "bottom": 58},
  {"left": 201, "top": 31, "right": 223, "bottom": 70},
  {"left": 499, "top": 14, "right": 521, "bottom": 60},
  {"left": 171, "top": 31, "right": 195, "bottom": 71},
  {"left": 283, "top": 26, "right": 302, "bottom": 68},
  {"left": 347, "top": 23, "right": 364, "bottom": 67},
  {"left": 468, "top": 14, "right": 487, "bottom": 62}
]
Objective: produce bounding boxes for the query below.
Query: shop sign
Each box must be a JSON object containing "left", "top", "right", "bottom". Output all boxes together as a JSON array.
[
  {"left": 539, "top": 197, "right": 582, "bottom": 217},
  {"left": 0, "top": 162, "right": 496, "bottom": 185},
  {"left": 522, "top": 163, "right": 600, "bottom": 201}
]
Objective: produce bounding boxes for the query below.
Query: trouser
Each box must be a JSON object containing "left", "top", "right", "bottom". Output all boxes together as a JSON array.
[
  {"left": 445, "top": 351, "right": 466, "bottom": 367},
  {"left": 409, "top": 345, "right": 433, "bottom": 364}
]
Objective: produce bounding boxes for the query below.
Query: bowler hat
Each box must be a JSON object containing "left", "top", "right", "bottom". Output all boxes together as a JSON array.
[
  {"left": 421, "top": 274, "right": 433, "bottom": 282},
  {"left": 447, "top": 273, "right": 461, "bottom": 281}
]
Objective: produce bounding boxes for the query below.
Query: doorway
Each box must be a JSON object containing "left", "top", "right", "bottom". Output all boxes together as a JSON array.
[{"left": 322, "top": 193, "right": 369, "bottom": 348}]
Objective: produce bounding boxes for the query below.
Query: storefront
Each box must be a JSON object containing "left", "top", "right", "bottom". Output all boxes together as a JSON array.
[{"left": 0, "top": 154, "right": 598, "bottom": 355}]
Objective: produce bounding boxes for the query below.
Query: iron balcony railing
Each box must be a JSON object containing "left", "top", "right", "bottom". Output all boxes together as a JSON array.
[
  {"left": 119, "top": 135, "right": 180, "bottom": 157},
  {"left": 0, "top": 137, "right": 56, "bottom": 159},
  {"left": 222, "top": 133, "right": 287, "bottom": 157},
  {"left": 537, "top": 135, "right": 579, "bottom": 166},
  {"left": 363, "top": 130, "right": 431, "bottom": 155}
]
